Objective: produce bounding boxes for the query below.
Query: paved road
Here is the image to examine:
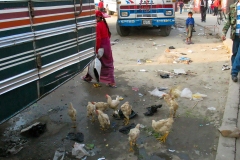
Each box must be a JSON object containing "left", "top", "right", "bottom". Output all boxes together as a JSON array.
[
  {"left": 175, "top": 12, "right": 230, "bottom": 38},
  {"left": 176, "top": 11, "right": 240, "bottom": 160}
]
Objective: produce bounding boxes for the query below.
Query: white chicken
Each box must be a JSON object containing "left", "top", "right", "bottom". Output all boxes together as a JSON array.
[
  {"left": 128, "top": 124, "right": 140, "bottom": 152},
  {"left": 68, "top": 102, "right": 77, "bottom": 128},
  {"left": 96, "top": 110, "right": 110, "bottom": 130},
  {"left": 106, "top": 94, "right": 120, "bottom": 115},
  {"left": 87, "top": 102, "right": 96, "bottom": 122},
  {"left": 92, "top": 102, "right": 109, "bottom": 112},
  {"left": 152, "top": 114, "right": 174, "bottom": 143},
  {"left": 120, "top": 102, "right": 132, "bottom": 125}
]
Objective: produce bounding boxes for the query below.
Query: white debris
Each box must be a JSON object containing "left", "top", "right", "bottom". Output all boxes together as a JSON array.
[
  {"left": 168, "top": 149, "right": 176, "bottom": 152},
  {"left": 211, "top": 48, "right": 218, "bottom": 50},
  {"left": 188, "top": 50, "right": 193, "bottom": 53},
  {"left": 148, "top": 88, "right": 166, "bottom": 98},
  {"left": 72, "top": 143, "right": 95, "bottom": 159},
  {"left": 140, "top": 69, "right": 147, "bottom": 72},
  {"left": 208, "top": 107, "right": 216, "bottom": 111},
  {"left": 139, "top": 124, "right": 146, "bottom": 128},
  {"left": 174, "top": 69, "right": 186, "bottom": 75},
  {"left": 181, "top": 88, "right": 192, "bottom": 99}
]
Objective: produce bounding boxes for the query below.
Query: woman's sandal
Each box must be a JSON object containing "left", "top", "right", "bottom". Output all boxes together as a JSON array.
[
  {"left": 81, "top": 76, "right": 91, "bottom": 83},
  {"left": 107, "top": 84, "right": 117, "bottom": 88}
]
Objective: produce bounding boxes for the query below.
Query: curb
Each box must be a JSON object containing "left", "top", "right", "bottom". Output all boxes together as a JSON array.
[{"left": 215, "top": 39, "right": 239, "bottom": 160}]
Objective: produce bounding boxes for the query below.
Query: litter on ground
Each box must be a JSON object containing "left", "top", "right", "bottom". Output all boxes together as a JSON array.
[
  {"left": 174, "top": 69, "right": 187, "bottom": 75},
  {"left": 148, "top": 88, "right": 166, "bottom": 98}
]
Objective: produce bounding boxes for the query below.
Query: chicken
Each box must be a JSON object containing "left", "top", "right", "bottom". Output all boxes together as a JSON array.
[
  {"left": 68, "top": 102, "right": 77, "bottom": 128},
  {"left": 162, "top": 86, "right": 180, "bottom": 117},
  {"left": 96, "top": 110, "right": 110, "bottom": 130},
  {"left": 120, "top": 102, "right": 132, "bottom": 125},
  {"left": 87, "top": 102, "right": 96, "bottom": 122},
  {"left": 152, "top": 115, "right": 174, "bottom": 143},
  {"left": 92, "top": 102, "right": 109, "bottom": 111},
  {"left": 106, "top": 94, "right": 120, "bottom": 115},
  {"left": 162, "top": 94, "right": 179, "bottom": 118},
  {"left": 128, "top": 124, "right": 140, "bottom": 152}
]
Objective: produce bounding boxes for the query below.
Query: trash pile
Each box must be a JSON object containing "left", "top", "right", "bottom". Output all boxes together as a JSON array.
[{"left": 180, "top": 88, "right": 207, "bottom": 101}]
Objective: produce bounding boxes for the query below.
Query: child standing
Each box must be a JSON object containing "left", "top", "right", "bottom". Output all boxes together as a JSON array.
[{"left": 186, "top": 12, "right": 195, "bottom": 44}]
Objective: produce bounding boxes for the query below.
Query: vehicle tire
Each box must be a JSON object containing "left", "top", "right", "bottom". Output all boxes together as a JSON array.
[
  {"left": 160, "top": 26, "right": 171, "bottom": 37},
  {"left": 116, "top": 22, "right": 130, "bottom": 36},
  {"left": 217, "top": 13, "right": 221, "bottom": 25}
]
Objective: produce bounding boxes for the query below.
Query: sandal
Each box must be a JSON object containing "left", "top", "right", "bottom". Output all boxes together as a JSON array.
[
  {"left": 107, "top": 84, "right": 117, "bottom": 88},
  {"left": 81, "top": 76, "right": 91, "bottom": 83}
]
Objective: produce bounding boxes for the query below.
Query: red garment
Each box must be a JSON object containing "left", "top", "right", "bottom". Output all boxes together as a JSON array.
[
  {"left": 96, "top": 21, "right": 110, "bottom": 53},
  {"left": 211, "top": 3, "right": 214, "bottom": 9},
  {"left": 96, "top": 10, "right": 103, "bottom": 17},
  {"left": 213, "top": 0, "right": 219, "bottom": 7},
  {"left": 98, "top": 1, "right": 104, "bottom": 8}
]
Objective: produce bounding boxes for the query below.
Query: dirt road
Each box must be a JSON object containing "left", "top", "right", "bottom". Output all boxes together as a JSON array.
[{"left": 0, "top": 16, "right": 230, "bottom": 160}]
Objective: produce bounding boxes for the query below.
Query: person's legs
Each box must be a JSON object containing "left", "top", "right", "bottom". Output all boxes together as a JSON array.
[
  {"left": 203, "top": 8, "right": 207, "bottom": 21},
  {"left": 200, "top": 7, "right": 204, "bottom": 21},
  {"left": 231, "top": 36, "right": 240, "bottom": 82},
  {"left": 188, "top": 25, "right": 193, "bottom": 43},
  {"left": 180, "top": 7, "right": 182, "bottom": 14},
  {"left": 231, "top": 36, "right": 240, "bottom": 65},
  {"left": 213, "top": 7, "right": 217, "bottom": 15}
]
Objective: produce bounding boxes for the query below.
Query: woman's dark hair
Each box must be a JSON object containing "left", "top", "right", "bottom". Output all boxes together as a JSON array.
[{"left": 101, "top": 17, "right": 111, "bottom": 37}]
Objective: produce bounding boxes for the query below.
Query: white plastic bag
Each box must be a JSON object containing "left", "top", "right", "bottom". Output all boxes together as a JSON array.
[
  {"left": 97, "top": 48, "right": 104, "bottom": 59},
  {"left": 148, "top": 88, "right": 166, "bottom": 98},
  {"left": 88, "top": 58, "right": 101, "bottom": 82},
  {"left": 192, "top": 92, "right": 207, "bottom": 101},
  {"left": 72, "top": 143, "right": 95, "bottom": 159},
  {"left": 180, "top": 88, "right": 192, "bottom": 99}
]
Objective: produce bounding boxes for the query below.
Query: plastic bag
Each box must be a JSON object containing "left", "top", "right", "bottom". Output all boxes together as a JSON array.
[
  {"left": 88, "top": 58, "right": 101, "bottom": 82},
  {"left": 53, "top": 148, "right": 65, "bottom": 160},
  {"left": 192, "top": 92, "right": 207, "bottom": 101},
  {"left": 148, "top": 88, "right": 166, "bottom": 98},
  {"left": 180, "top": 88, "right": 192, "bottom": 99},
  {"left": 97, "top": 48, "right": 104, "bottom": 59},
  {"left": 72, "top": 143, "right": 95, "bottom": 159}
]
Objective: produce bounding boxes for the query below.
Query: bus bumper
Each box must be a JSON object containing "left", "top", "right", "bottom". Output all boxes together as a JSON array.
[{"left": 117, "top": 18, "right": 175, "bottom": 27}]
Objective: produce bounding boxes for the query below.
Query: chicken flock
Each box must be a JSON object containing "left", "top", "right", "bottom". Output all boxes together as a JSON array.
[{"left": 67, "top": 87, "right": 181, "bottom": 152}]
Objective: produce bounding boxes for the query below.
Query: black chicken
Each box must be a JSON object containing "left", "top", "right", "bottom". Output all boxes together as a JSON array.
[{"left": 144, "top": 104, "right": 162, "bottom": 116}]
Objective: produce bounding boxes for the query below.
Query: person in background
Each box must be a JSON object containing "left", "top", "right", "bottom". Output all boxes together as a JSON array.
[
  {"left": 222, "top": 0, "right": 240, "bottom": 82},
  {"left": 82, "top": 11, "right": 116, "bottom": 88},
  {"left": 207, "top": 0, "right": 213, "bottom": 14},
  {"left": 200, "top": 0, "right": 208, "bottom": 22},
  {"left": 179, "top": 0, "right": 184, "bottom": 14},
  {"left": 210, "top": 2, "right": 214, "bottom": 14},
  {"left": 213, "top": 0, "right": 220, "bottom": 16},
  {"left": 98, "top": 0, "right": 104, "bottom": 12},
  {"left": 186, "top": 12, "right": 195, "bottom": 44}
]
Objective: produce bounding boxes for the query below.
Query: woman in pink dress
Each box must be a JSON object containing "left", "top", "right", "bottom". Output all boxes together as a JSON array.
[{"left": 82, "top": 11, "right": 116, "bottom": 88}]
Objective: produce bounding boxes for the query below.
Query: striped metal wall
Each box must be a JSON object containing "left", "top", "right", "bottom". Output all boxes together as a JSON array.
[{"left": 0, "top": 0, "right": 96, "bottom": 124}]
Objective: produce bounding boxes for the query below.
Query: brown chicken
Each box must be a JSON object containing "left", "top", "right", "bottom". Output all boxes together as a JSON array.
[
  {"left": 152, "top": 114, "right": 174, "bottom": 143},
  {"left": 128, "top": 124, "right": 140, "bottom": 152},
  {"left": 92, "top": 102, "right": 109, "bottom": 112},
  {"left": 162, "top": 87, "right": 180, "bottom": 117},
  {"left": 87, "top": 102, "right": 96, "bottom": 122},
  {"left": 120, "top": 102, "right": 132, "bottom": 125},
  {"left": 106, "top": 94, "right": 120, "bottom": 115},
  {"left": 68, "top": 102, "right": 77, "bottom": 128},
  {"left": 96, "top": 110, "right": 110, "bottom": 130}
]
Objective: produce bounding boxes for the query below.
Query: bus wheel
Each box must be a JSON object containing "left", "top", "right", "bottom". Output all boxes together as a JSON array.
[
  {"left": 116, "top": 22, "right": 130, "bottom": 36},
  {"left": 160, "top": 26, "right": 171, "bottom": 37}
]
